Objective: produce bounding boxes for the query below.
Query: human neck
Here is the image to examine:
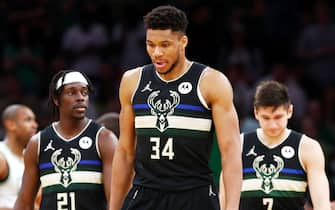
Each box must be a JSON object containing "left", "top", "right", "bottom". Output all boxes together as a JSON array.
[
  {"left": 56, "top": 118, "right": 89, "bottom": 139},
  {"left": 158, "top": 59, "right": 192, "bottom": 81},
  {"left": 257, "top": 128, "right": 290, "bottom": 147},
  {"left": 4, "top": 137, "right": 24, "bottom": 158}
]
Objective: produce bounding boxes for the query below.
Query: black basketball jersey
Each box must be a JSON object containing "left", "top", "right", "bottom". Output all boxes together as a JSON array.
[
  {"left": 240, "top": 129, "right": 308, "bottom": 210},
  {"left": 38, "top": 120, "right": 106, "bottom": 210},
  {"left": 132, "top": 62, "right": 215, "bottom": 191}
]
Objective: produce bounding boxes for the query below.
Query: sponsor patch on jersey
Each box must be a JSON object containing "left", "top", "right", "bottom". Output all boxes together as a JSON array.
[
  {"left": 281, "top": 146, "right": 295, "bottom": 159},
  {"left": 79, "top": 136, "right": 93, "bottom": 149},
  {"left": 178, "top": 82, "right": 192, "bottom": 94}
]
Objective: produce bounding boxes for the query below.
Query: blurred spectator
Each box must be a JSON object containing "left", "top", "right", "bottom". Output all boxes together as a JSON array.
[
  {"left": 301, "top": 99, "right": 335, "bottom": 157},
  {"left": 322, "top": 86, "right": 335, "bottom": 128},
  {"left": 187, "top": 3, "right": 219, "bottom": 66},
  {"left": 0, "top": 57, "right": 21, "bottom": 103},
  {"left": 225, "top": 63, "right": 253, "bottom": 120},
  {"left": 244, "top": 0, "right": 267, "bottom": 61},
  {"left": 297, "top": 1, "right": 335, "bottom": 92},
  {"left": 62, "top": 0, "right": 109, "bottom": 82},
  {"left": 96, "top": 112, "right": 120, "bottom": 138},
  {"left": 217, "top": 6, "right": 264, "bottom": 83},
  {"left": 262, "top": 0, "right": 300, "bottom": 64},
  {"left": 109, "top": 4, "right": 148, "bottom": 71},
  {"left": 4, "top": 22, "right": 45, "bottom": 97}
]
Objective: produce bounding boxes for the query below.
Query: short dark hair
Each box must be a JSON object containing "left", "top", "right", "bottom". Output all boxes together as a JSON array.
[
  {"left": 143, "top": 5, "right": 188, "bottom": 33},
  {"left": 48, "top": 70, "right": 94, "bottom": 117},
  {"left": 253, "top": 80, "right": 290, "bottom": 109},
  {"left": 2, "top": 104, "right": 29, "bottom": 123}
]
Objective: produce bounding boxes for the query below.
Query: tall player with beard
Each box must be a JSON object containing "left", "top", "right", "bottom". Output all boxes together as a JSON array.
[
  {"left": 14, "top": 70, "right": 118, "bottom": 210},
  {"left": 110, "top": 5, "right": 242, "bottom": 210}
]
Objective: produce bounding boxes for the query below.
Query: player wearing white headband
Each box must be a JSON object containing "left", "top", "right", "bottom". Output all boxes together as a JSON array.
[
  {"left": 55, "top": 71, "right": 89, "bottom": 90},
  {"left": 49, "top": 71, "right": 93, "bottom": 117},
  {"left": 14, "top": 70, "right": 118, "bottom": 210}
]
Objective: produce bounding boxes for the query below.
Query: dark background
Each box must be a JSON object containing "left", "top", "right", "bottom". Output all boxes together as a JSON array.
[{"left": 1, "top": 0, "right": 335, "bottom": 194}]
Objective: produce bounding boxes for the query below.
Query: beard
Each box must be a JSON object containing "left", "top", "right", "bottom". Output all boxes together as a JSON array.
[{"left": 157, "top": 54, "right": 180, "bottom": 75}]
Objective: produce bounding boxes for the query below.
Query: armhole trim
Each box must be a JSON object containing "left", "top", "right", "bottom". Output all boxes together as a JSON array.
[
  {"left": 197, "top": 67, "right": 210, "bottom": 110},
  {"left": 240, "top": 133, "right": 245, "bottom": 151},
  {"left": 298, "top": 134, "right": 307, "bottom": 173},
  {"left": 131, "top": 67, "right": 143, "bottom": 104},
  {"left": 37, "top": 132, "right": 41, "bottom": 164},
  {"left": 96, "top": 127, "right": 104, "bottom": 158}
]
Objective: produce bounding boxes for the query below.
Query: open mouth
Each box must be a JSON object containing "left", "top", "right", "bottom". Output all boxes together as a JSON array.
[{"left": 154, "top": 61, "right": 167, "bottom": 69}]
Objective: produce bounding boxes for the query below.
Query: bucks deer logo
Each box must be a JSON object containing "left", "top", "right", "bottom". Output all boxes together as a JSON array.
[
  {"left": 147, "top": 90, "right": 180, "bottom": 132},
  {"left": 51, "top": 148, "right": 81, "bottom": 188},
  {"left": 253, "top": 155, "right": 284, "bottom": 194}
]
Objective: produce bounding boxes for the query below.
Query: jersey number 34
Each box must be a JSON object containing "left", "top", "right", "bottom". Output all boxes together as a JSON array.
[{"left": 150, "top": 137, "right": 175, "bottom": 160}]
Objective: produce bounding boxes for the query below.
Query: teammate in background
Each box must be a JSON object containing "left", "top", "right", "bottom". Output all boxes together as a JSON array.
[
  {"left": 14, "top": 70, "right": 118, "bottom": 210},
  {"left": 0, "top": 104, "right": 38, "bottom": 210},
  {"left": 110, "top": 5, "right": 242, "bottom": 210},
  {"left": 96, "top": 112, "right": 120, "bottom": 138},
  {"left": 238, "top": 80, "right": 330, "bottom": 210}
]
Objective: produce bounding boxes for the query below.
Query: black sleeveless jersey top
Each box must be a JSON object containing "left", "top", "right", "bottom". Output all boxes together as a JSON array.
[
  {"left": 240, "top": 130, "right": 308, "bottom": 210},
  {"left": 38, "top": 120, "right": 106, "bottom": 210},
  {"left": 132, "top": 62, "right": 215, "bottom": 191}
]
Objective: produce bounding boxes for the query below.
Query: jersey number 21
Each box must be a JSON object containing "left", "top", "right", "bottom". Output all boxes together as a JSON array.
[{"left": 57, "top": 192, "right": 75, "bottom": 210}]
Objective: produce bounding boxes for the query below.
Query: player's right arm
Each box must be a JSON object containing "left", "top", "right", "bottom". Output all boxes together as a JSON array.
[
  {"left": 0, "top": 151, "right": 9, "bottom": 182},
  {"left": 109, "top": 68, "right": 141, "bottom": 210},
  {"left": 13, "top": 134, "right": 40, "bottom": 210}
]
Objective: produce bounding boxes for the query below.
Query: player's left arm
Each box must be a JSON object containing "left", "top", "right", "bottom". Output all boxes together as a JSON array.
[
  {"left": 98, "top": 128, "right": 118, "bottom": 208},
  {"left": 201, "top": 68, "right": 242, "bottom": 210},
  {"left": 301, "top": 135, "right": 331, "bottom": 210}
]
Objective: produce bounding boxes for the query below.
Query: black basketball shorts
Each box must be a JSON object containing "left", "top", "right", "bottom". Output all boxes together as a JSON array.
[{"left": 121, "top": 185, "right": 220, "bottom": 210}]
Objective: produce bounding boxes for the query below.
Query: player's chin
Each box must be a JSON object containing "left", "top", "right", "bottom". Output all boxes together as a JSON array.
[
  {"left": 73, "top": 113, "right": 86, "bottom": 120},
  {"left": 267, "top": 130, "right": 281, "bottom": 137},
  {"left": 154, "top": 65, "right": 167, "bottom": 73},
  {"left": 157, "top": 66, "right": 173, "bottom": 75}
]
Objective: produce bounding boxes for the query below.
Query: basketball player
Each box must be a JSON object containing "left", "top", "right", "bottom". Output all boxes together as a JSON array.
[
  {"left": 0, "top": 104, "right": 38, "bottom": 209},
  {"left": 14, "top": 71, "right": 118, "bottom": 210},
  {"left": 238, "top": 80, "right": 330, "bottom": 210},
  {"left": 109, "top": 5, "right": 242, "bottom": 210}
]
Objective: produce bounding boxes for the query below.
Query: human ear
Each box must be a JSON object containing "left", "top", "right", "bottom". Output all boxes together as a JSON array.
[
  {"left": 181, "top": 35, "right": 188, "bottom": 48},
  {"left": 254, "top": 107, "right": 259, "bottom": 120},
  {"left": 53, "top": 97, "right": 59, "bottom": 106},
  {"left": 287, "top": 104, "right": 293, "bottom": 119}
]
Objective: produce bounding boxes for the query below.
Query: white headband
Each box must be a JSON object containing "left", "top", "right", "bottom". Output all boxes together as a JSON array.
[{"left": 56, "top": 71, "right": 88, "bottom": 90}]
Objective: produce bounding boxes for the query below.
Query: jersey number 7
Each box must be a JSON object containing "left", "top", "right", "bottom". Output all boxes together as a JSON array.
[{"left": 263, "top": 198, "right": 273, "bottom": 210}]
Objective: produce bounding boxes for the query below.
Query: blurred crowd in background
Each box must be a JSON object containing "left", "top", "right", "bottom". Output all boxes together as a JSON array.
[{"left": 0, "top": 0, "right": 335, "bottom": 190}]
